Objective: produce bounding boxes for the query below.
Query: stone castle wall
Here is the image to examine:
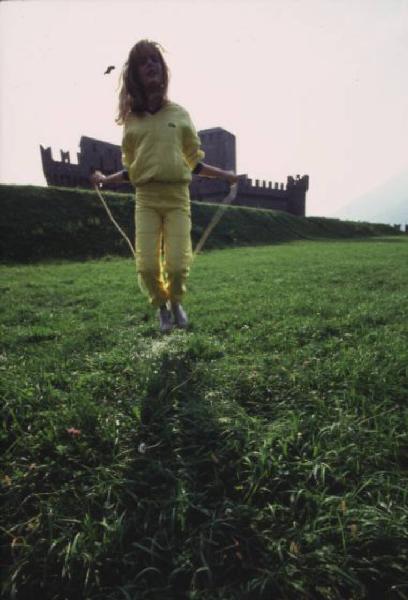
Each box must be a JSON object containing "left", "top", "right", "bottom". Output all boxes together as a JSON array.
[{"left": 40, "top": 128, "right": 309, "bottom": 216}]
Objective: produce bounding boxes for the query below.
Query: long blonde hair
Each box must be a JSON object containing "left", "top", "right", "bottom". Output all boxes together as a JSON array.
[{"left": 116, "top": 40, "right": 169, "bottom": 125}]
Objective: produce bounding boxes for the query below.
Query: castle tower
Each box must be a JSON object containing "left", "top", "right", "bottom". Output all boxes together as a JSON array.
[
  {"left": 286, "top": 175, "right": 309, "bottom": 217},
  {"left": 198, "top": 127, "right": 236, "bottom": 172}
]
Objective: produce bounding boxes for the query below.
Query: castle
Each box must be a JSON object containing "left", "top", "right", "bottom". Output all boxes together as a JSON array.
[{"left": 40, "top": 128, "right": 309, "bottom": 216}]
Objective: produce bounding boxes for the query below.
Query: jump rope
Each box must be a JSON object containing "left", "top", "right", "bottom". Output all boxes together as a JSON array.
[{"left": 93, "top": 181, "right": 239, "bottom": 259}]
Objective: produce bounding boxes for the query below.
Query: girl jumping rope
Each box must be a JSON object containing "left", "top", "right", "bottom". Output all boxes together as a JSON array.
[{"left": 91, "top": 39, "right": 238, "bottom": 333}]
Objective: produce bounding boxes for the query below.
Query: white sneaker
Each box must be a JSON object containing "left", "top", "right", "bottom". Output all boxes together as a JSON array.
[
  {"left": 171, "top": 303, "right": 188, "bottom": 329},
  {"left": 158, "top": 305, "right": 174, "bottom": 333}
]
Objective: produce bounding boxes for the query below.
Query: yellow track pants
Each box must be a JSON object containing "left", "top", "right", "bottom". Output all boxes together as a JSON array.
[{"left": 135, "top": 182, "right": 193, "bottom": 307}]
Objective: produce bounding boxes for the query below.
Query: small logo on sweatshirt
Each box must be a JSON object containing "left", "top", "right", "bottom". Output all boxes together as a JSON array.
[{"left": 168, "top": 122, "right": 176, "bottom": 128}]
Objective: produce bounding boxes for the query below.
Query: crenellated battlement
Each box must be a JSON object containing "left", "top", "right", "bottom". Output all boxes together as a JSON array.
[
  {"left": 40, "top": 137, "right": 125, "bottom": 190},
  {"left": 239, "top": 176, "right": 286, "bottom": 192},
  {"left": 190, "top": 170, "right": 308, "bottom": 215}
]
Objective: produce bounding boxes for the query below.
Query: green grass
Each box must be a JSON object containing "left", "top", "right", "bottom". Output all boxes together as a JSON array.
[{"left": 1, "top": 238, "right": 408, "bottom": 599}]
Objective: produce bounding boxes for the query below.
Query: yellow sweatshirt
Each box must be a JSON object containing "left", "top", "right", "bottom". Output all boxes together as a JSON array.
[{"left": 121, "top": 101, "right": 205, "bottom": 186}]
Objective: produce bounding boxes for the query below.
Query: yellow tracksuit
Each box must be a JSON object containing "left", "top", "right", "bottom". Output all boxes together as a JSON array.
[{"left": 121, "top": 101, "right": 205, "bottom": 307}]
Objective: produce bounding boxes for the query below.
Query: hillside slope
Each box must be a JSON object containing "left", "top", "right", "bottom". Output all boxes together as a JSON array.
[
  {"left": 334, "top": 168, "right": 408, "bottom": 225},
  {"left": 0, "top": 184, "right": 399, "bottom": 262}
]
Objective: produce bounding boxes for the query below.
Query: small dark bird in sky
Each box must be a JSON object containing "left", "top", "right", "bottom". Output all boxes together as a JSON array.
[{"left": 104, "top": 66, "right": 115, "bottom": 75}]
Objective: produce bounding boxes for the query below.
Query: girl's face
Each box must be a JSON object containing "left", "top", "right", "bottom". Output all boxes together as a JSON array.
[{"left": 137, "top": 52, "right": 164, "bottom": 90}]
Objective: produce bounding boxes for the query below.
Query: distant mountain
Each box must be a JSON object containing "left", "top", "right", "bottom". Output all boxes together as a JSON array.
[{"left": 334, "top": 169, "right": 408, "bottom": 226}]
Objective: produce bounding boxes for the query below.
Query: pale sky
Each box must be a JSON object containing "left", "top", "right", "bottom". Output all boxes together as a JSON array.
[{"left": 0, "top": 0, "right": 407, "bottom": 216}]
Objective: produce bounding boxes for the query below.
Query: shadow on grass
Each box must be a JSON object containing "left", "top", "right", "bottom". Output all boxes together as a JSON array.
[{"left": 94, "top": 336, "right": 276, "bottom": 600}]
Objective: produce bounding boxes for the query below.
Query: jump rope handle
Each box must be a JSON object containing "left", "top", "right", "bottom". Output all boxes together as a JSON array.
[
  {"left": 193, "top": 181, "right": 239, "bottom": 256},
  {"left": 93, "top": 183, "right": 136, "bottom": 259}
]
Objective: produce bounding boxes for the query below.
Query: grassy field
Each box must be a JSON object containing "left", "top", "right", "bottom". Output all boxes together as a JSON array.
[{"left": 1, "top": 238, "right": 408, "bottom": 599}]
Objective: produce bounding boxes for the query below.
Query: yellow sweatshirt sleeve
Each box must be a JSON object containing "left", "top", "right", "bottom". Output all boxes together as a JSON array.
[
  {"left": 183, "top": 112, "right": 205, "bottom": 170},
  {"left": 121, "top": 128, "right": 134, "bottom": 170}
]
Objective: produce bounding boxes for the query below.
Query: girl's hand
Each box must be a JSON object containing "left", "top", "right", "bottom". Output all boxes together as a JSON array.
[
  {"left": 90, "top": 170, "right": 107, "bottom": 188},
  {"left": 197, "top": 163, "right": 238, "bottom": 184},
  {"left": 225, "top": 171, "right": 239, "bottom": 185}
]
